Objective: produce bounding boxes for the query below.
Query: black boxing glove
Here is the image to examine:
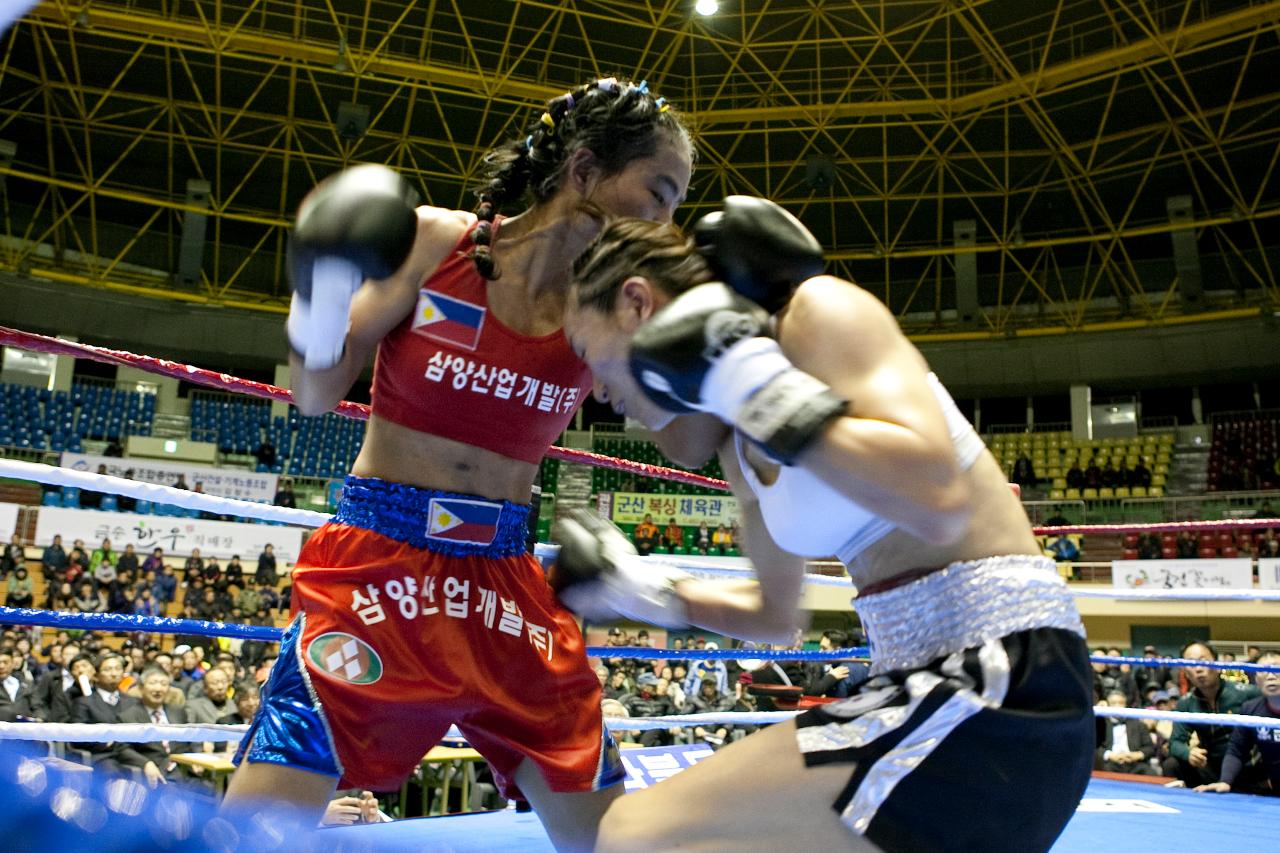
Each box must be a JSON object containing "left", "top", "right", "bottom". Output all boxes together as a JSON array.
[
  {"left": 548, "top": 510, "right": 692, "bottom": 628},
  {"left": 693, "top": 195, "right": 824, "bottom": 315},
  {"left": 630, "top": 283, "right": 847, "bottom": 465},
  {"left": 287, "top": 164, "right": 420, "bottom": 370}
]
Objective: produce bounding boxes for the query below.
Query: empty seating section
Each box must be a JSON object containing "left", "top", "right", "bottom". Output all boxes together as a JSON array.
[
  {"left": 0, "top": 382, "right": 155, "bottom": 452},
  {"left": 986, "top": 430, "right": 1175, "bottom": 502},
  {"left": 190, "top": 393, "right": 366, "bottom": 480},
  {"left": 589, "top": 435, "right": 724, "bottom": 496},
  {"left": 190, "top": 394, "right": 273, "bottom": 459},
  {"left": 1207, "top": 416, "right": 1279, "bottom": 492},
  {"left": 533, "top": 457, "right": 559, "bottom": 542},
  {"left": 285, "top": 411, "right": 365, "bottom": 479}
]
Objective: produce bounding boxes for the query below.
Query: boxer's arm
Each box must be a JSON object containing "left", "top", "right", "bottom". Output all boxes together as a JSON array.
[
  {"left": 289, "top": 207, "right": 469, "bottom": 415},
  {"left": 775, "top": 276, "right": 970, "bottom": 546},
  {"left": 672, "top": 437, "right": 807, "bottom": 644},
  {"left": 650, "top": 414, "right": 730, "bottom": 470}
]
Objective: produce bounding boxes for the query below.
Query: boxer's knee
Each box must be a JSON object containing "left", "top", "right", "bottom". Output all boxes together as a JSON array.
[{"left": 595, "top": 795, "right": 658, "bottom": 853}]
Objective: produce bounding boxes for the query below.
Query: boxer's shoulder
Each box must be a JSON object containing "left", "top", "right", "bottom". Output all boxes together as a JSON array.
[
  {"left": 395, "top": 206, "right": 476, "bottom": 285},
  {"left": 779, "top": 277, "right": 898, "bottom": 371}
]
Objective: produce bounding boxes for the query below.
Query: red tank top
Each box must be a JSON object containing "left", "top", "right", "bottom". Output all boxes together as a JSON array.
[{"left": 370, "top": 218, "right": 591, "bottom": 465}]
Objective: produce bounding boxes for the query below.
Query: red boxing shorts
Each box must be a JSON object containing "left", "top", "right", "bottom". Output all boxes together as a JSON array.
[{"left": 234, "top": 476, "right": 624, "bottom": 799}]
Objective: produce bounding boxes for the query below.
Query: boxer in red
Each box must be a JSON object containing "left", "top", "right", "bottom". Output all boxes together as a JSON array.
[{"left": 221, "top": 78, "right": 692, "bottom": 852}]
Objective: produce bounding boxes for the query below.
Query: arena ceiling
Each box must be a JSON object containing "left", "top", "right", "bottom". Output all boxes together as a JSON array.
[{"left": 2, "top": 0, "right": 1279, "bottom": 336}]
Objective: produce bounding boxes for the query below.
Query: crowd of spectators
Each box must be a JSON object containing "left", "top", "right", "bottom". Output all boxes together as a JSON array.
[
  {"left": 629, "top": 513, "right": 737, "bottom": 558},
  {"left": 0, "top": 532, "right": 293, "bottom": 643},
  {"left": 1129, "top": 510, "right": 1279, "bottom": 561},
  {"left": 0, "top": 625, "right": 274, "bottom": 787},
  {"left": 1092, "top": 641, "right": 1280, "bottom": 796},
  {"left": 1064, "top": 456, "right": 1153, "bottom": 491},
  {"left": 594, "top": 628, "right": 866, "bottom": 749}
]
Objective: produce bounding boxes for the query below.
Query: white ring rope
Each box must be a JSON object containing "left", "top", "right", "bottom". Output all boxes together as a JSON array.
[
  {"left": 0, "top": 721, "right": 248, "bottom": 743},
  {"left": 0, "top": 459, "right": 330, "bottom": 527},
  {"left": 3, "top": 705, "right": 1275, "bottom": 743},
  {"left": 1099, "top": 706, "right": 1280, "bottom": 729},
  {"left": 5, "top": 459, "right": 1279, "bottom": 600},
  {"left": 4, "top": 458, "right": 853, "bottom": 588}
]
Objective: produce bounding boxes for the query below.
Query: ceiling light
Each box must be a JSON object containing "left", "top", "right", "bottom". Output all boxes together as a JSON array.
[{"left": 695, "top": 0, "right": 718, "bottom": 16}]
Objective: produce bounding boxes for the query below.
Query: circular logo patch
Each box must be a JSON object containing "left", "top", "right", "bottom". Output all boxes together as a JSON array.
[{"left": 306, "top": 632, "right": 383, "bottom": 685}]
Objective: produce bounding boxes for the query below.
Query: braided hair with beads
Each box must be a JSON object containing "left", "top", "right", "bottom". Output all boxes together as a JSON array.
[{"left": 469, "top": 77, "right": 690, "bottom": 280}]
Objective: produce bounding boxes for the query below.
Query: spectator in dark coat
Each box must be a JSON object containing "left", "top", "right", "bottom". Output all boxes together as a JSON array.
[
  {"left": 41, "top": 535, "right": 68, "bottom": 580},
  {"left": 1096, "top": 691, "right": 1156, "bottom": 774},
  {"left": 0, "top": 648, "right": 37, "bottom": 722},
  {"left": 255, "top": 544, "right": 278, "bottom": 586},
  {"left": 71, "top": 654, "right": 140, "bottom": 772},
  {"left": 116, "top": 666, "right": 193, "bottom": 788}
]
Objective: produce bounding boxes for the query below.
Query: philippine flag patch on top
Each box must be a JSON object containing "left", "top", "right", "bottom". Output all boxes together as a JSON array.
[
  {"left": 426, "top": 498, "right": 502, "bottom": 546},
  {"left": 412, "top": 288, "right": 486, "bottom": 351}
]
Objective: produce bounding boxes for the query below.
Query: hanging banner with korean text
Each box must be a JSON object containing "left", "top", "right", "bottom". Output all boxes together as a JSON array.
[
  {"left": 606, "top": 492, "right": 741, "bottom": 528},
  {"left": 60, "top": 453, "right": 278, "bottom": 503},
  {"left": 34, "top": 506, "right": 304, "bottom": 562},
  {"left": 1111, "top": 558, "right": 1254, "bottom": 590}
]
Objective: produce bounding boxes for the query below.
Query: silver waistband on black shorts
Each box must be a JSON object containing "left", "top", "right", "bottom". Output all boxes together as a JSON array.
[{"left": 854, "top": 555, "right": 1085, "bottom": 675}]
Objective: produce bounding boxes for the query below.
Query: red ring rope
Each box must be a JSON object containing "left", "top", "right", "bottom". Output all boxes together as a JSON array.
[
  {"left": 1031, "top": 517, "right": 1279, "bottom": 536},
  {"left": 0, "top": 325, "right": 731, "bottom": 490},
  {"left": 5, "top": 325, "right": 1278, "bottom": 530}
]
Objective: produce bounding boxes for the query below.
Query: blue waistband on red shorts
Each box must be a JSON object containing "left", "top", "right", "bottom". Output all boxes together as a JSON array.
[{"left": 332, "top": 475, "right": 530, "bottom": 558}]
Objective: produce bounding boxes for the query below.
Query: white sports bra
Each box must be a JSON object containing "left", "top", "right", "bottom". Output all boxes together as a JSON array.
[{"left": 734, "top": 373, "right": 985, "bottom": 562}]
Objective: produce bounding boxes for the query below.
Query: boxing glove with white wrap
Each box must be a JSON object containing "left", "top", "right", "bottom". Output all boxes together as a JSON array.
[
  {"left": 549, "top": 509, "right": 692, "bottom": 628},
  {"left": 630, "top": 197, "right": 846, "bottom": 464},
  {"left": 287, "top": 164, "right": 420, "bottom": 370}
]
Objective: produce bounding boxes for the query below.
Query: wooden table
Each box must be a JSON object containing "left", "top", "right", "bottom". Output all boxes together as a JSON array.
[
  {"left": 170, "top": 752, "right": 236, "bottom": 796},
  {"left": 411, "top": 745, "right": 485, "bottom": 816}
]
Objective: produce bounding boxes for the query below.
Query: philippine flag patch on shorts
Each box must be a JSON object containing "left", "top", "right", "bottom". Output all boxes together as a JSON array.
[
  {"left": 426, "top": 498, "right": 502, "bottom": 546},
  {"left": 412, "top": 289, "right": 485, "bottom": 351}
]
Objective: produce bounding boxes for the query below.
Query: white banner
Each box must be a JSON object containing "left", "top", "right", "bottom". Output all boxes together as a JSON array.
[
  {"left": 0, "top": 502, "right": 19, "bottom": 539},
  {"left": 34, "top": 506, "right": 304, "bottom": 563},
  {"left": 1111, "top": 558, "right": 1255, "bottom": 590},
  {"left": 60, "top": 453, "right": 278, "bottom": 503},
  {"left": 1260, "top": 558, "right": 1280, "bottom": 590}
]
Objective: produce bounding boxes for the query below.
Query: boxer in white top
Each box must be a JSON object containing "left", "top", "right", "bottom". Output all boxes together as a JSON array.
[{"left": 554, "top": 202, "right": 1094, "bottom": 853}]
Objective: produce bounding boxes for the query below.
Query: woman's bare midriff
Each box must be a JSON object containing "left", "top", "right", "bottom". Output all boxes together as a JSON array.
[
  {"left": 845, "top": 453, "right": 1044, "bottom": 591},
  {"left": 349, "top": 414, "right": 540, "bottom": 505}
]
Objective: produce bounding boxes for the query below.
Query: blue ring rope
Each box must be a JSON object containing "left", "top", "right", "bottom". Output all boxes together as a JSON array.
[{"left": 1, "top": 607, "right": 1277, "bottom": 671}]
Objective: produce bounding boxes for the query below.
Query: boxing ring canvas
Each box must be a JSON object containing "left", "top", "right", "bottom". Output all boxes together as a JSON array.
[{"left": 322, "top": 778, "right": 1277, "bottom": 851}]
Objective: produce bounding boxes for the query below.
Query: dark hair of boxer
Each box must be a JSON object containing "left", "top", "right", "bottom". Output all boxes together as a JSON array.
[
  {"left": 571, "top": 219, "right": 712, "bottom": 314},
  {"left": 469, "top": 78, "right": 691, "bottom": 280}
]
